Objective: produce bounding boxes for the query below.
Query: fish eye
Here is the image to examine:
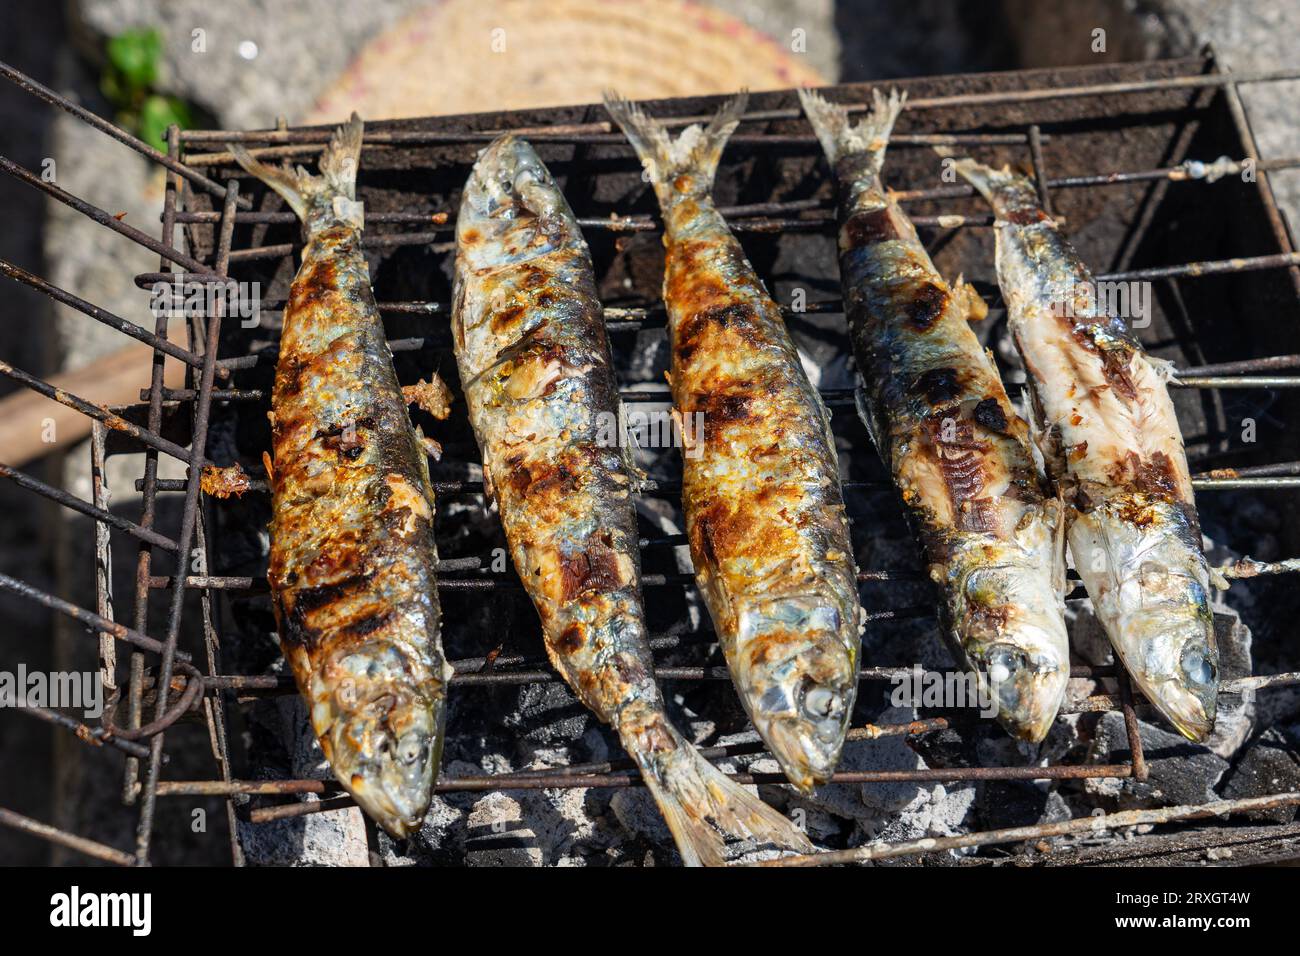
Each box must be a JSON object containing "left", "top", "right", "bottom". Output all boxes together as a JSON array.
[
  {"left": 1179, "top": 646, "right": 1216, "bottom": 687},
  {"left": 801, "top": 684, "right": 839, "bottom": 720},
  {"left": 985, "top": 644, "right": 1027, "bottom": 685}
]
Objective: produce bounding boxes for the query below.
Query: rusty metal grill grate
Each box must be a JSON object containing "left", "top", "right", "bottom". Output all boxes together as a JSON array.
[{"left": 4, "top": 50, "right": 1300, "bottom": 866}]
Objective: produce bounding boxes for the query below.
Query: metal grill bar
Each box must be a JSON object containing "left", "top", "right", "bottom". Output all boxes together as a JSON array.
[
  {"left": 0, "top": 361, "right": 198, "bottom": 463},
  {"left": 0, "top": 155, "right": 217, "bottom": 276},
  {"left": 122, "top": 125, "right": 185, "bottom": 807},
  {"left": 0, "top": 572, "right": 194, "bottom": 661},
  {"left": 0, "top": 260, "right": 207, "bottom": 371},
  {"left": 0, "top": 464, "right": 179, "bottom": 551},
  {"left": 132, "top": 181, "right": 239, "bottom": 863},
  {"left": 756, "top": 791, "right": 1300, "bottom": 867},
  {"left": 176, "top": 66, "right": 1300, "bottom": 147},
  {"left": 0, "top": 61, "right": 249, "bottom": 208},
  {"left": 0, "top": 806, "right": 135, "bottom": 866}
]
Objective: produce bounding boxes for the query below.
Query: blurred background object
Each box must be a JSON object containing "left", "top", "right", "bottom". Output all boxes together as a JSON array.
[{"left": 310, "top": 0, "right": 828, "bottom": 122}]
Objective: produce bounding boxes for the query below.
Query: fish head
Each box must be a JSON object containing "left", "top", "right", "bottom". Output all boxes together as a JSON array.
[
  {"left": 1104, "top": 550, "right": 1219, "bottom": 742},
  {"left": 459, "top": 133, "right": 567, "bottom": 228},
  {"left": 959, "top": 563, "right": 1071, "bottom": 743},
  {"left": 1129, "top": 616, "right": 1219, "bottom": 742},
  {"left": 737, "top": 596, "right": 859, "bottom": 792},
  {"left": 316, "top": 642, "right": 447, "bottom": 839},
  {"left": 968, "top": 632, "right": 1070, "bottom": 743}
]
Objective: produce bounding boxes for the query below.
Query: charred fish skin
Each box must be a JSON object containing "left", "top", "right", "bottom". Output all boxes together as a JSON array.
[
  {"left": 230, "top": 116, "right": 450, "bottom": 838},
  {"left": 605, "top": 92, "right": 863, "bottom": 792},
  {"left": 800, "top": 89, "right": 1070, "bottom": 743},
  {"left": 453, "top": 134, "right": 811, "bottom": 865},
  {"left": 955, "top": 160, "right": 1219, "bottom": 741}
]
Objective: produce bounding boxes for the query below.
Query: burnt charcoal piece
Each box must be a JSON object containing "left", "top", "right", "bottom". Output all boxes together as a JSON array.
[{"left": 1218, "top": 727, "right": 1300, "bottom": 824}]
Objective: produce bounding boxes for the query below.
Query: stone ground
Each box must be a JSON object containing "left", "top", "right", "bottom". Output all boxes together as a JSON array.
[{"left": 2, "top": 0, "right": 1298, "bottom": 864}]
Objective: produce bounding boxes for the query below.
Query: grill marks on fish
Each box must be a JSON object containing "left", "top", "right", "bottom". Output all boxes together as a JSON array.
[
  {"left": 904, "top": 281, "right": 951, "bottom": 332},
  {"left": 843, "top": 206, "right": 903, "bottom": 247},
  {"left": 604, "top": 91, "right": 861, "bottom": 791},
  {"left": 851, "top": 237, "right": 1028, "bottom": 535},
  {"left": 1006, "top": 242, "right": 1191, "bottom": 514},
  {"left": 954, "top": 158, "right": 1218, "bottom": 741},
  {"left": 672, "top": 258, "right": 849, "bottom": 593},
  {"left": 800, "top": 87, "right": 1069, "bottom": 743},
  {"left": 232, "top": 114, "right": 448, "bottom": 838},
  {"left": 455, "top": 132, "right": 810, "bottom": 863}
]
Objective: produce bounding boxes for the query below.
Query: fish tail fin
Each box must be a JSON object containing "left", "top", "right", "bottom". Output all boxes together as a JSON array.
[
  {"left": 603, "top": 90, "right": 748, "bottom": 206},
  {"left": 947, "top": 155, "right": 1041, "bottom": 218},
  {"left": 626, "top": 718, "right": 813, "bottom": 866},
  {"left": 799, "top": 86, "right": 905, "bottom": 170},
  {"left": 948, "top": 156, "right": 1015, "bottom": 202},
  {"left": 229, "top": 112, "right": 364, "bottom": 226}
]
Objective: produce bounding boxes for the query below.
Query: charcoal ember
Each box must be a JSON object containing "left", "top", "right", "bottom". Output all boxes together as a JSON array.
[
  {"left": 974, "top": 729, "right": 1034, "bottom": 768},
  {"left": 376, "top": 757, "right": 493, "bottom": 865},
  {"left": 382, "top": 759, "right": 628, "bottom": 866},
  {"left": 784, "top": 803, "right": 852, "bottom": 845},
  {"left": 618, "top": 329, "right": 671, "bottom": 386},
  {"left": 1218, "top": 727, "right": 1300, "bottom": 824},
  {"left": 909, "top": 726, "right": 979, "bottom": 769},
  {"left": 378, "top": 789, "right": 475, "bottom": 866},
  {"left": 1036, "top": 712, "right": 1087, "bottom": 766},
  {"left": 609, "top": 785, "right": 713, "bottom": 866},
  {"left": 1066, "top": 603, "right": 1115, "bottom": 667},
  {"left": 787, "top": 739, "right": 904, "bottom": 824},
  {"left": 977, "top": 780, "right": 1070, "bottom": 830},
  {"left": 1084, "top": 711, "right": 1230, "bottom": 808},
  {"left": 503, "top": 679, "right": 595, "bottom": 746}
]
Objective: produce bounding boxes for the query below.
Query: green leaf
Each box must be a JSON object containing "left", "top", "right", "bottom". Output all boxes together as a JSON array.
[
  {"left": 140, "top": 95, "right": 194, "bottom": 151},
  {"left": 106, "top": 28, "right": 161, "bottom": 91}
]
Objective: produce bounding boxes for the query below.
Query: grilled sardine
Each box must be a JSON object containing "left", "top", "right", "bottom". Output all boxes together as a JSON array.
[
  {"left": 800, "top": 90, "right": 1070, "bottom": 742},
  {"left": 452, "top": 134, "right": 811, "bottom": 865},
  {"left": 605, "top": 92, "right": 863, "bottom": 791},
  {"left": 231, "top": 116, "right": 451, "bottom": 836},
  {"left": 955, "top": 159, "right": 1219, "bottom": 740}
]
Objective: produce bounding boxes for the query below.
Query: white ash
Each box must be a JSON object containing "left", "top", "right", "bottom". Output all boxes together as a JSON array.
[
  {"left": 238, "top": 691, "right": 372, "bottom": 867},
  {"left": 237, "top": 798, "right": 370, "bottom": 867}
]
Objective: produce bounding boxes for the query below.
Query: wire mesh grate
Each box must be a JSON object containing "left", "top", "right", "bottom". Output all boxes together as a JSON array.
[{"left": 2, "top": 50, "right": 1300, "bottom": 866}]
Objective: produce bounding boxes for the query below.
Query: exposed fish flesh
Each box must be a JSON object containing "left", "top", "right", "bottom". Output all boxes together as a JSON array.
[
  {"left": 231, "top": 116, "right": 451, "bottom": 836},
  {"left": 452, "top": 133, "right": 811, "bottom": 864},
  {"left": 954, "top": 158, "right": 1219, "bottom": 740},
  {"left": 605, "top": 92, "right": 863, "bottom": 790},
  {"left": 799, "top": 89, "right": 1069, "bottom": 742}
]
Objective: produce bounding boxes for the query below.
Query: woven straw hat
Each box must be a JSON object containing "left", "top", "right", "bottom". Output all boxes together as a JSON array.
[{"left": 307, "top": 0, "right": 825, "bottom": 122}]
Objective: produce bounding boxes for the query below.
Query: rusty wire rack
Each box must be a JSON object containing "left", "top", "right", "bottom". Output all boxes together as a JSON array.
[{"left": 4, "top": 50, "right": 1300, "bottom": 867}]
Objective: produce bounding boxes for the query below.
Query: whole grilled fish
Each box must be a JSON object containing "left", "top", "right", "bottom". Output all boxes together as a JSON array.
[
  {"left": 231, "top": 116, "right": 451, "bottom": 836},
  {"left": 452, "top": 134, "right": 811, "bottom": 865},
  {"left": 605, "top": 92, "right": 863, "bottom": 791},
  {"left": 954, "top": 159, "right": 1219, "bottom": 740},
  {"left": 799, "top": 90, "right": 1070, "bottom": 742}
]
